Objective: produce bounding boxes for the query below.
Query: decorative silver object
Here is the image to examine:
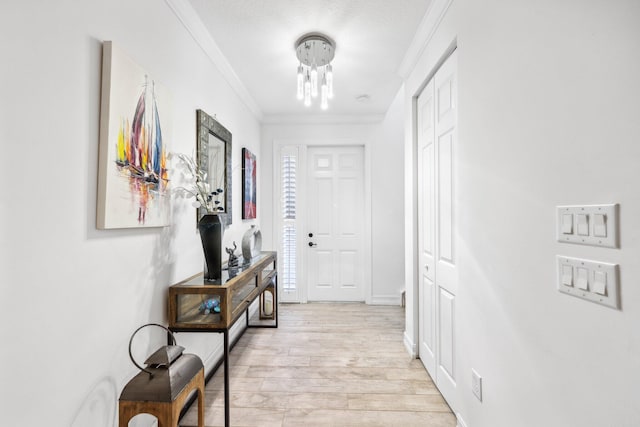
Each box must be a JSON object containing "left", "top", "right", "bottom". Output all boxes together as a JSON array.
[{"left": 241, "top": 225, "right": 262, "bottom": 260}]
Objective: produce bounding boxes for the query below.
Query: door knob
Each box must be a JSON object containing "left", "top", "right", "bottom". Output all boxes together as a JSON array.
[
  {"left": 308, "top": 242, "right": 317, "bottom": 247},
  {"left": 308, "top": 233, "right": 314, "bottom": 238}
]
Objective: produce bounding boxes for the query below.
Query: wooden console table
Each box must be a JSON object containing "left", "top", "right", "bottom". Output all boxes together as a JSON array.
[{"left": 168, "top": 251, "right": 278, "bottom": 427}]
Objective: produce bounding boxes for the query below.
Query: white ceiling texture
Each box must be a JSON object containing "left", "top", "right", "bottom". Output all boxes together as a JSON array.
[{"left": 187, "top": 0, "right": 433, "bottom": 122}]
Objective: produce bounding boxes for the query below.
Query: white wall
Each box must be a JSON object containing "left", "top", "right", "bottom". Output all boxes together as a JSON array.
[
  {"left": 0, "top": 1, "right": 260, "bottom": 425},
  {"left": 261, "top": 117, "right": 405, "bottom": 304},
  {"left": 373, "top": 89, "right": 406, "bottom": 303},
  {"left": 404, "top": 0, "right": 640, "bottom": 426}
]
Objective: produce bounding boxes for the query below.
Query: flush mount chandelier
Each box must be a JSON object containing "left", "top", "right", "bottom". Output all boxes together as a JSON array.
[{"left": 295, "top": 33, "right": 335, "bottom": 109}]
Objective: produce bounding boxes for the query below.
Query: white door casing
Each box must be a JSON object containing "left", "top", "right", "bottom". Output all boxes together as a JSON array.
[
  {"left": 306, "top": 146, "right": 365, "bottom": 302},
  {"left": 417, "top": 50, "right": 458, "bottom": 410}
]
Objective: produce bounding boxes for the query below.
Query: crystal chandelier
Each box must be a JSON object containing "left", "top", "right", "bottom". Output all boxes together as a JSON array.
[{"left": 295, "top": 33, "right": 335, "bottom": 110}]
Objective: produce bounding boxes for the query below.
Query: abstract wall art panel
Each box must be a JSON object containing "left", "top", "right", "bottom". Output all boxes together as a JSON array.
[
  {"left": 242, "top": 148, "right": 257, "bottom": 219},
  {"left": 97, "top": 41, "right": 171, "bottom": 229}
]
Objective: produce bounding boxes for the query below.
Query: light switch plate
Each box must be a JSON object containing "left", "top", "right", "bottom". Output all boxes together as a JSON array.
[
  {"left": 556, "top": 204, "right": 618, "bottom": 248},
  {"left": 557, "top": 256, "right": 619, "bottom": 309},
  {"left": 471, "top": 369, "right": 482, "bottom": 402}
]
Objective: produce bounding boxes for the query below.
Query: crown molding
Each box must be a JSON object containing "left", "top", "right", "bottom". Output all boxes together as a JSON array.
[
  {"left": 165, "top": 0, "right": 263, "bottom": 121},
  {"left": 397, "top": 0, "right": 454, "bottom": 79},
  {"left": 262, "top": 113, "right": 385, "bottom": 125}
]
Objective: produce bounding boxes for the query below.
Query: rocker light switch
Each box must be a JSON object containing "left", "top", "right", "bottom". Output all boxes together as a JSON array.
[
  {"left": 562, "top": 214, "right": 573, "bottom": 234},
  {"left": 577, "top": 214, "right": 589, "bottom": 236},
  {"left": 561, "top": 265, "right": 573, "bottom": 286},
  {"left": 593, "top": 271, "right": 607, "bottom": 295},
  {"left": 593, "top": 214, "right": 607, "bottom": 237},
  {"left": 576, "top": 267, "right": 589, "bottom": 290}
]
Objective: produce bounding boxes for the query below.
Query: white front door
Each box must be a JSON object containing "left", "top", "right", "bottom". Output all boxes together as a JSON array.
[
  {"left": 417, "top": 50, "right": 458, "bottom": 410},
  {"left": 306, "top": 146, "right": 365, "bottom": 301}
]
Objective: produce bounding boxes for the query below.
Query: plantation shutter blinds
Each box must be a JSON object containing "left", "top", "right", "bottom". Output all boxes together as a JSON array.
[{"left": 281, "top": 148, "right": 297, "bottom": 292}]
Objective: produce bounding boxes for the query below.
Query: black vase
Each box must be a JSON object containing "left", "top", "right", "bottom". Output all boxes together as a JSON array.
[{"left": 198, "top": 214, "right": 224, "bottom": 281}]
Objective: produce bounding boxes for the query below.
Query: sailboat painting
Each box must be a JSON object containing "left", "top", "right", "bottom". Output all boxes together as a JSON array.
[{"left": 97, "top": 41, "right": 171, "bottom": 229}]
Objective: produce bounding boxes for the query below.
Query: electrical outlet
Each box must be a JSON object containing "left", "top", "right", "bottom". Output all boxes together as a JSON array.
[{"left": 471, "top": 369, "right": 482, "bottom": 402}]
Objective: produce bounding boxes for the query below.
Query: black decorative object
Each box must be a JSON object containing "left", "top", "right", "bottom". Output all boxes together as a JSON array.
[
  {"left": 198, "top": 214, "right": 223, "bottom": 281},
  {"left": 226, "top": 242, "right": 239, "bottom": 268}
]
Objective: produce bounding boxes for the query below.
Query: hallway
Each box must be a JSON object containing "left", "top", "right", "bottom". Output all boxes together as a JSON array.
[{"left": 181, "top": 303, "right": 455, "bottom": 426}]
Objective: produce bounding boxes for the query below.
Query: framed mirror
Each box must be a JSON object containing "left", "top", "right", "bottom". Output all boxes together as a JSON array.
[{"left": 196, "top": 109, "right": 232, "bottom": 225}]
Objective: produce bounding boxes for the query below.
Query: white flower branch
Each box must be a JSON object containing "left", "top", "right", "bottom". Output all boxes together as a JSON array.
[{"left": 171, "top": 152, "right": 224, "bottom": 214}]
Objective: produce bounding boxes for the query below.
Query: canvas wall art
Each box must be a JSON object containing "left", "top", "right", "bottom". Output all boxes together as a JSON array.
[
  {"left": 242, "top": 148, "right": 257, "bottom": 219},
  {"left": 97, "top": 41, "right": 171, "bottom": 229}
]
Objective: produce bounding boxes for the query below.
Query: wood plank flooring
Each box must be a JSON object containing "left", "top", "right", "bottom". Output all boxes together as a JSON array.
[{"left": 181, "top": 303, "right": 456, "bottom": 426}]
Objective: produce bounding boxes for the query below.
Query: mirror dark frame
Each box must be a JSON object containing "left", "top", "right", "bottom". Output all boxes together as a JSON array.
[{"left": 196, "top": 109, "right": 232, "bottom": 225}]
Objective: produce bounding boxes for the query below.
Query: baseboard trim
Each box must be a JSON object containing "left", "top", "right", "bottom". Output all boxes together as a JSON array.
[
  {"left": 403, "top": 330, "right": 417, "bottom": 357},
  {"left": 370, "top": 295, "right": 402, "bottom": 305}
]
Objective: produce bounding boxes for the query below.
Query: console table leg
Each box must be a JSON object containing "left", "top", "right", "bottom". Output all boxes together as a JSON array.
[
  {"left": 224, "top": 329, "right": 230, "bottom": 427},
  {"left": 274, "top": 275, "right": 278, "bottom": 328}
]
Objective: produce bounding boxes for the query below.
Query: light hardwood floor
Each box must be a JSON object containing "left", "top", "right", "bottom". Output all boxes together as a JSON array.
[{"left": 181, "top": 302, "right": 456, "bottom": 426}]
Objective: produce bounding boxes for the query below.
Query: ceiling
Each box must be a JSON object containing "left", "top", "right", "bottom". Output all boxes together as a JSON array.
[{"left": 187, "top": 0, "right": 433, "bottom": 121}]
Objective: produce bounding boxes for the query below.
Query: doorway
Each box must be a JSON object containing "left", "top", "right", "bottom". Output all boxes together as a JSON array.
[
  {"left": 305, "top": 146, "right": 365, "bottom": 301},
  {"left": 275, "top": 142, "right": 369, "bottom": 303}
]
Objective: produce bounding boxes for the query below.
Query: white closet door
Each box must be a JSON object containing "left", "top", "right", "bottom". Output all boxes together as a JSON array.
[
  {"left": 417, "top": 50, "right": 458, "bottom": 410},
  {"left": 417, "top": 78, "right": 436, "bottom": 377}
]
